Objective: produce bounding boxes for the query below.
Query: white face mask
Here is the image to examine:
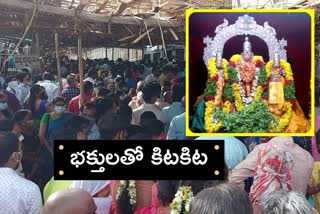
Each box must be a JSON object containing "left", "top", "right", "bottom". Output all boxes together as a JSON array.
[
  {"left": 93, "top": 196, "right": 112, "bottom": 214},
  {"left": 54, "top": 106, "right": 66, "bottom": 115},
  {"left": 8, "top": 81, "right": 19, "bottom": 88},
  {"left": 0, "top": 102, "right": 8, "bottom": 111}
]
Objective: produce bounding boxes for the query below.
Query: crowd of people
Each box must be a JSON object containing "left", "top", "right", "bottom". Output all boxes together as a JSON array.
[{"left": 0, "top": 56, "right": 320, "bottom": 214}]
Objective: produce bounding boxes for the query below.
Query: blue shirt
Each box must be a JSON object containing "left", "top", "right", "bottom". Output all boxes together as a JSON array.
[
  {"left": 162, "top": 102, "right": 185, "bottom": 130},
  {"left": 167, "top": 112, "right": 186, "bottom": 140}
]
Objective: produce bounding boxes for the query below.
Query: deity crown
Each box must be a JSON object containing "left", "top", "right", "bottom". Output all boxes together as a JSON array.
[{"left": 243, "top": 36, "right": 251, "bottom": 51}]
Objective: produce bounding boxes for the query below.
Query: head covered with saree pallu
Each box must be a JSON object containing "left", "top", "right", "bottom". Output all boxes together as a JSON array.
[{"left": 249, "top": 145, "right": 294, "bottom": 206}]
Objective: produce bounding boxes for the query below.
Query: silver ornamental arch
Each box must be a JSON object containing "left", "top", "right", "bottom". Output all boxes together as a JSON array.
[{"left": 203, "top": 14, "right": 288, "bottom": 66}]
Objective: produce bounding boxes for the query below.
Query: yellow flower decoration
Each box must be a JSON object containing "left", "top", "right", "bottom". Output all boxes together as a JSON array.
[
  {"left": 207, "top": 58, "right": 217, "bottom": 79},
  {"left": 204, "top": 101, "right": 222, "bottom": 133},
  {"left": 265, "top": 61, "right": 273, "bottom": 78},
  {"left": 254, "top": 86, "right": 263, "bottom": 101},
  {"left": 269, "top": 102, "right": 293, "bottom": 133},
  {"left": 230, "top": 54, "right": 241, "bottom": 64},
  {"left": 222, "top": 59, "right": 229, "bottom": 80},
  {"left": 253, "top": 56, "right": 264, "bottom": 63},
  {"left": 280, "top": 60, "right": 293, "bottom": 81},
  {"left": 223, "top": 101, "right": 231, "bottom": 113},
  {"left": 265, "top": 60, "right": 294, "bottom": 81},
  {"left": 231, "top": 83, "right": 244, "bottom": 111}
]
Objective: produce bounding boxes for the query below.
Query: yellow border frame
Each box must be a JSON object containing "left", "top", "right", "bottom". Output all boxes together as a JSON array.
[{"left": 185, "top": 9, "right": 315, "bottom": 137}]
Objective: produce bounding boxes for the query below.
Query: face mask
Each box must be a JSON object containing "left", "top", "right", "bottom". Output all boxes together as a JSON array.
[
  {"left": 8, "top": 81, "right": 19, "bottom": 88},
  {"left": 0, "top": 102, "right": 8, "bottom": 111},
  {"left": 93, "top": 196, "right": 112, "bottom": 214},
  {"left": 54, "top": 106, "right": 66, "bottom": 115}
]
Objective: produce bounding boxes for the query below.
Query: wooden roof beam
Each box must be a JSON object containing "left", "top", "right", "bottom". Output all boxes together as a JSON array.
[{"left": 0, "top": 0, "right": 181, "bottom": 27}]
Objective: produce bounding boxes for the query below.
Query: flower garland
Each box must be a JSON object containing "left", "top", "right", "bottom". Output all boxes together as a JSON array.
[
  {"left": 116, "top": 180, "right": 137, "bottom": 207},
  {"left": 170, "top": 186, "right": 193, "bottom": 214},
  {"left": 269, "top": 102, "right": 293, "bottom": 132},
  {"left": 207, "top": 58, "right": 228, "bottom": 79},
  {"left": 231, "top": 83, "right": 244, "bottom": 111},
  {"left": 204, "top": 101, "right": 222, "bottom": 132}
]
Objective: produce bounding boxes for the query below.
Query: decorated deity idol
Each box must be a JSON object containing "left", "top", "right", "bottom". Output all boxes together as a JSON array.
[{"left": 192, "top": 20, "right": 310, "bottom": 133}]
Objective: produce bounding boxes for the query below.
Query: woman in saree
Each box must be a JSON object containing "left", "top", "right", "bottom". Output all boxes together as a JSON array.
[{"left": 39, "top": 96, "right": 72, "bottom": 188}]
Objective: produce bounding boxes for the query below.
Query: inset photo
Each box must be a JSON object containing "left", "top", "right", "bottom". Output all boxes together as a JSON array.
[{"left": 186, "top": 10, "right": 315, "bottom": 136}]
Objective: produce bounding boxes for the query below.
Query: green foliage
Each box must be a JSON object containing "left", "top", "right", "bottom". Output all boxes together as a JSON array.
[
  {"left": 204, "top": 80, "right": 217, "bottom": 99},
  {"left": 258, "top": 66, "right": 267, "bottom": 85},
  {"left": 284, "top": 81, "right": 296, "bottom": 100},
  {"left": 227, "top": 65, "right": 238, "bottom": 83},
  {"left": 222, "top": 83, "right": 234, "bottom": 101},
  {"left": 213, "top": 100, "right": 277, "bottom": 133}
]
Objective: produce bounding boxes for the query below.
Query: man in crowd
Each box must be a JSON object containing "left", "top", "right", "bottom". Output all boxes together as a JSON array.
[
  {"left": 0, "top": 131, "right": 42, "bottom": 214},
  {"left": 61, "top": 74, "right": 80, "bottom": 107},
  {"left": 68, "top": 81, "right": 94, "bottom": 115},
  {"left": 38, "top": 72, "right": 59, "bottom": 103}
]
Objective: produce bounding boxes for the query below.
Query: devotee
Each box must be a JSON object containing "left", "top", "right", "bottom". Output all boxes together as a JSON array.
[
  {"left": 54, "top": 115, "right": 90, "bottom": 140},
  {"left": 11, "top": 109, "right": 40, "bottom": 180},
  {"left": 42, "top": 188, "right": 97, "bottom": 214},
  {"left": 129, "top": 81, "right": 145, "bottom": 110},
  {"left": 70, "top": 180, "right": 112, "bottom": 214},
  {"left": 79, "top": 102, "right": 100, "bottom": 140},
  {"left": 39, "top": 96, "right": 72, "bottom": 185},
  {"left": 261, "top": 190, "right": 315, "bottom": 214},
  {"left": 162, "top": 84, "right": 184, "bottom": 129},
  {"left": 17, "top": 72, "right": 31, "bottom": 105},
  {"left": 189, "top": 184, "right": 253, "bottom": 214},
  {"left": 68, "top": 81, "right": 94, "bottom": 115},
  {"left": 0, "top": 82, "right": 21, "bottom": 112},
  {"left": 145, "top": 66, "right": 161, "bottom": 83},
  {"left": 0, "top": 131, "right": 42, "bottom": 214},
  {"left": 24, "top": 85, "right": 49, "bottom": 130},
  {"left": 6, "top": 75, "right": 22, "bottom": 103},
  {"left": 140, "top": 111, "right": 157, "bottom": 127},
  {"left": 167, "top": 112, "right": 186, "bottom": 140},
  {"left": 38, "top": 72, "right": 59, "bottom": 103},
  {"left": 229, "top": 137, "right": 314, "bottom": 213},
  {"left": 84, "top": 68, "right": 97, "bottom": 85},
  {"left": 132, "top": 81, "right": 165, "bottom": 125},
  {"left": 61, "top": 74, "right": 80, "bottom": 107},
  {"left": 142, "top": 119, "right": 165, "bottom": 140},
  {"left": 0, "top": 92, "right": 13, "bottom": 120}
]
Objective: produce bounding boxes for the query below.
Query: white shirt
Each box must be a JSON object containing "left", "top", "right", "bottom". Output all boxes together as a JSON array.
[
  {"left": 145, "top": 74, "right": 159, "bottom": 83},
  {"left": 38, "top": 80, "right": 59, "bottom": 103},
  {"left": 132, "top": 103, "right": 165, "bottom": 125},
  {"left": 0, "top": 168, "right": 42, "bottom": 214},
  {"left": 18, "top": 83, "right": 30, "bottom": 104}
]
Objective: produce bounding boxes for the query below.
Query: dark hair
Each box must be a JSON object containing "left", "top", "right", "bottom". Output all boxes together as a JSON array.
[
  {"left": 80, "top": 101, "right": 96, "bottom": 113},
  {"left": 66, "top": 74, "right": 77, "bottom": 85},
  {"left": 17, "top": 72, "right": 28, "bottom": 82},
  {"left": 96, "top": 97, "right": 114, "bottom": 118},
  {"left": 140, "top": 111, "right": 157, "bottom": 127},
  {"left": 142, "top": 82, "right": 161, "bottom": 103},
  {"left": 84, "top": 81, "right": 94, "bottom": 93},
  {"left": 52, "top": 96, "right": 66, "bottom": 105},
  {"left": 142, "top": 119, "right": 164, "bottom": 138},
  {"left": 118, "top": 105, "right": 132, "bottom": 123},
  {"left": 13, "top": 109, "right": 31, "bottom": 124},
  {"left": 99, "top": 115, "right": 130, "bottom": 140},
  {"left": 0, "top": 132, "right": 19, "bottom": 166},
  {"left": 190, "top": 184, "right": 253, "bottom": 214},
  {"left": 157, "top": 180, "right": 180, "bottom": 206},
  {"left": 0, "top": 119, "right": 13, "bottom": 131},
  {"left": 87, "top": 68, "right": 97, "bottom": 79},
  {"left": 119, "top": 95, "right": 132, "bottom": 107},
  {"left": 117, "top": 182, "right": 134, "bottom": 214},
  {"left": 171, "top": 83, "right": 185, "bottom": 103},
  {"left": 42, "top": 72, "right": 53, "bottom": 81},
  {"left": 96, "top": 87, "right": 111, "bottom": 98},
  {"left": 54, "top": 115, "right": 90, "bottom": 140},
  {"left": 26, "top": 84, "right": 43, "bottom": 113}
]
